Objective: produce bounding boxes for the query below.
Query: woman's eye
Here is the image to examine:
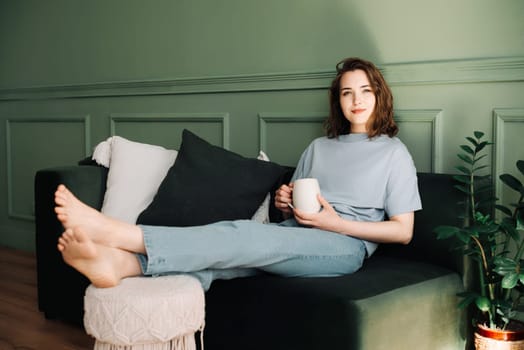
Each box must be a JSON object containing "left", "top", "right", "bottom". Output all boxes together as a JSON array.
[{"left": 341, "top": 91, "right": 351, "bottom": 96}]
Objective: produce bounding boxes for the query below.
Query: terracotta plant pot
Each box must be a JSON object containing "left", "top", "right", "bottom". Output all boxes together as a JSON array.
[{"left": 475, "top": 321, "right": 524, "bottom": 350}]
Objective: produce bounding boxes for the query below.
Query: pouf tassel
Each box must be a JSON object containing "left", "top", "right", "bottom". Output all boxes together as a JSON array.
[
  {"left": 93, "top": 332, "right": 198, "bottom": 350},
  {"left": 199, "top": 323, "right": 204, "bottom": 350}
]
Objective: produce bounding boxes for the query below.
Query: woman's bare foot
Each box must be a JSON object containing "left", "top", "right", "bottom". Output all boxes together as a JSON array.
[
  {"left": 54, "top": 185, "right": 145, "bottom": 253},
  {"left": 58, "top": 229, "right": 141, "bottom": 288}
]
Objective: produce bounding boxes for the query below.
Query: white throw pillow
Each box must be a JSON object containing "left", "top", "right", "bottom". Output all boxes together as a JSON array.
[
  {"left": 92, "top": 136, "right": 272, "bottom": 225},
  {"left": 93, "top": 136, "right": 178, "bottom": 223}
]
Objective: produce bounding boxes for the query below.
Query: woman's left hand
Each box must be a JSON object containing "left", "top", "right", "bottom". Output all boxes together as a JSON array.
[{"left": 293, "top": 194, "right": 342, "bottom": 232}]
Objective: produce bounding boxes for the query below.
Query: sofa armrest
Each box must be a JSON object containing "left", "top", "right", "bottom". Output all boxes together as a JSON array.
[{"left": 34, "top": 165, "right": 107, "bottom": 323}]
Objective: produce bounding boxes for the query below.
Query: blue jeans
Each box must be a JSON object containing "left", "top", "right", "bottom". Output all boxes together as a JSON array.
[{"left": 136, "top": 218, "right": 366, "bottom": 290}]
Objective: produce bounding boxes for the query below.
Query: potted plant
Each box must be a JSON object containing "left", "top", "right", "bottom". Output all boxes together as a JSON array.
[{"left": 434, "top": 131, "right": 524, "bottom": 349}]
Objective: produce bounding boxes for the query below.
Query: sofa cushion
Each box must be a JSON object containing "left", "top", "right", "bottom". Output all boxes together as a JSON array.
[
  {"left": 137, "top": 129, "right": 290, "bottom": 227},
  {"left": 204, "top": 256, "right": 464, "bottom": 350},
  {"left": 376, "top": 173, "right": 471, "bottom": 274}
]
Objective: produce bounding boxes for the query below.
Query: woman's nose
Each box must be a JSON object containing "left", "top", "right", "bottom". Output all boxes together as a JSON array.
[{"left": 353, "top": 92, "right": 362, "bottom": 105}]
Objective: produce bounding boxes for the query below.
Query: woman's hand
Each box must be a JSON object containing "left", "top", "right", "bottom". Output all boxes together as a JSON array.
[
  {"left": 293, "top": 194, "right": 342, "bottom": 231},
  {"left": 274, "top": 183, "right": 294, "bottom": 215}
]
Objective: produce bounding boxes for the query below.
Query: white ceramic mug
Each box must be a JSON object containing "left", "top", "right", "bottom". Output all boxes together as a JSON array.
[{"left": 292, "top": 178, "right": 321, "bottom": 213}]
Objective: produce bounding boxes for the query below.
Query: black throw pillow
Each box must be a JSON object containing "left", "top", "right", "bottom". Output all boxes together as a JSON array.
[{"left": 137, "top": 129, "right": 290, "bottom": 227}]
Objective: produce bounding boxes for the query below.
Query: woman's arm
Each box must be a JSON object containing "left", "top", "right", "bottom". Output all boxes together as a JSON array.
[{"left": 293, "top": 195, "right": 414, "bottom": 245}]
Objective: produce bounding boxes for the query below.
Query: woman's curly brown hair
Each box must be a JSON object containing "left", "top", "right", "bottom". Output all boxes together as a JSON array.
[{"left": 324, "top": 57, "right": 398, "bottom": 138}]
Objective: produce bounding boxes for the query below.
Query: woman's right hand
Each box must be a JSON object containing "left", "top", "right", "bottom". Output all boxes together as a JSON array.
[{"left": 274, "top": 183, "right": 294, "bottom": 215}]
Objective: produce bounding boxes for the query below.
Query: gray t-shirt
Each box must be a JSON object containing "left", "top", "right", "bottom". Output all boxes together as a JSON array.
[{"left": 291, "top": 133, "right": 422, "bottom": 256}]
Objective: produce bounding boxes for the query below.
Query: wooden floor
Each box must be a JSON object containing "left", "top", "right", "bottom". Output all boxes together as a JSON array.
[{"left": 0, "top": 245, "right": 95, "bottom": 350}]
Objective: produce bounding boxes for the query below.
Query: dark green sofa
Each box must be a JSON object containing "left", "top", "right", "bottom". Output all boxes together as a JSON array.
[{"left": 35, "top": 165, "right": 466, "bottom": 349}]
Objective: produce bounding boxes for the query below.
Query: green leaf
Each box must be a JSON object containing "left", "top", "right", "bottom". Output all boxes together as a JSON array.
[
  {"left": 494, "top": 257, "right": 516, "bottom": 266},
  {"left": 474, "top": 131, "right": 485, "bottom": 139},
  {"left": 494, "top": 266, "right": 510, "bottom": 275},
  {"left": 460, "top": 145, "right": 474, "bottom": 155},
  {"left": 517, "top": 213, "right": 524, "bottom": 231},
  {"left": 456, "top": 165, "right": 471, "bottom": 175},
  {"left": 500, "top": 174, "right": 523, "bottom": 192},
  {"left": 495, "top": 205, "right": 513, "bottom": 217},
  {"left": 476, "top": 184, "right": 493, "bottom": 194},
  {"left": 434, "top": 226, "right": 460, "bottom": 239},
  {"left": 456, "top": 230, "right": 472, "bottom": 244},
  {"left": 475, "top": 223, "right": 499, "bottom": 235},
  {"left": 453, "top": 175, "right": 471, "bottom": 185},
  {"left": 500, "top": 217, "right": 520, "bottom": 241},
  {"left": 462, "top": 226, "right": 480, "bottom": 235},
  {"left": 519, "top": 273, "right": 524, "bottom": 285},
  {"left": 454, "top": 184, "right": 470, "bottom": 195},
  {"left": 466, "top": 137, "right": 478, "bottom": 147},
  {"left": 458, "top": 153, "right": 474, "bottom": 165},
  {"left": 473, "top": 165, "right": 489, "bottom": 173},
  {"left": 473, "top": 154, "right": 488, "bottom": 163},
  {"left": 476, "top": 141, "right": 489, "bottom": 153},
  {"left": 458, "top": 293, "right": 478, "bottom": 309},
  {"left": 517, "top": 160, "right": 524, "bottom": 177},
  {"left": 477, "top": 197, "right": 498, "bottom": 208},
  {"left": 475, "top": 296, "right": 491, "bottom": 312},
  {"left": 502, "top": 272, "right": 519, "bottom": 289}
]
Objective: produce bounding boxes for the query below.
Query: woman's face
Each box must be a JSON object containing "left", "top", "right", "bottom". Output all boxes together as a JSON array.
[{"left": 339, "top": 69, "right": 376, "bottom": 133}]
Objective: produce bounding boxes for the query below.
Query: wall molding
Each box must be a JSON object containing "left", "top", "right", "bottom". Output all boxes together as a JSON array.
[
  {"left": 1, "top": 57, "right": 523, "bottom": 101},
  {"left": 382, "top": 57, "right": 524, "bottom": 86},
  {"left": 394, "top": 109, "right": 443, "bottom": 173},
  {"left": 493, "top": 108, "right": 524, "bottom": 204},
  {"left": 5, "top": 115, "right": 91, "bottom": 220},
  {"left": 0, "top": 224, "right": 36, "bottom": 251},
  {"left": 110, "top": 112, "right": 231, "bottom": 149},
  {"left": 258, "top": 112, "right": 326, "bottom": 152}
]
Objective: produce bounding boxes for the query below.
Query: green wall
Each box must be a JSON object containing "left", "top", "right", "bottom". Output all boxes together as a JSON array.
[{"left": 1, "top": 0, "right": 523, "bottom": 251}]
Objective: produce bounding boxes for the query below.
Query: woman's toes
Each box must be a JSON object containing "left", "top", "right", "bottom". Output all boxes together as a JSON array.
[{"left": 63, "top": 229, "right": 74, "bottom": 239}]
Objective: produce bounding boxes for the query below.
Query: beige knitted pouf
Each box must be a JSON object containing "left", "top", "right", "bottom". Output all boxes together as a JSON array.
[{"left": 83, "top": 275, "right": 205, "bottom": 350}]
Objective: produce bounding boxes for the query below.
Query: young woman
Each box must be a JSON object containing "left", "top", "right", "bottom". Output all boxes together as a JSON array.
[{"left": 55, "top": 57, "right": 422, "bottom": 290}]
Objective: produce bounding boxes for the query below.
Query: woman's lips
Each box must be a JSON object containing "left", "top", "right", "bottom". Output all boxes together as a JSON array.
[{"left": 351, "top": 109, "right": 366, "bottom": 114}]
